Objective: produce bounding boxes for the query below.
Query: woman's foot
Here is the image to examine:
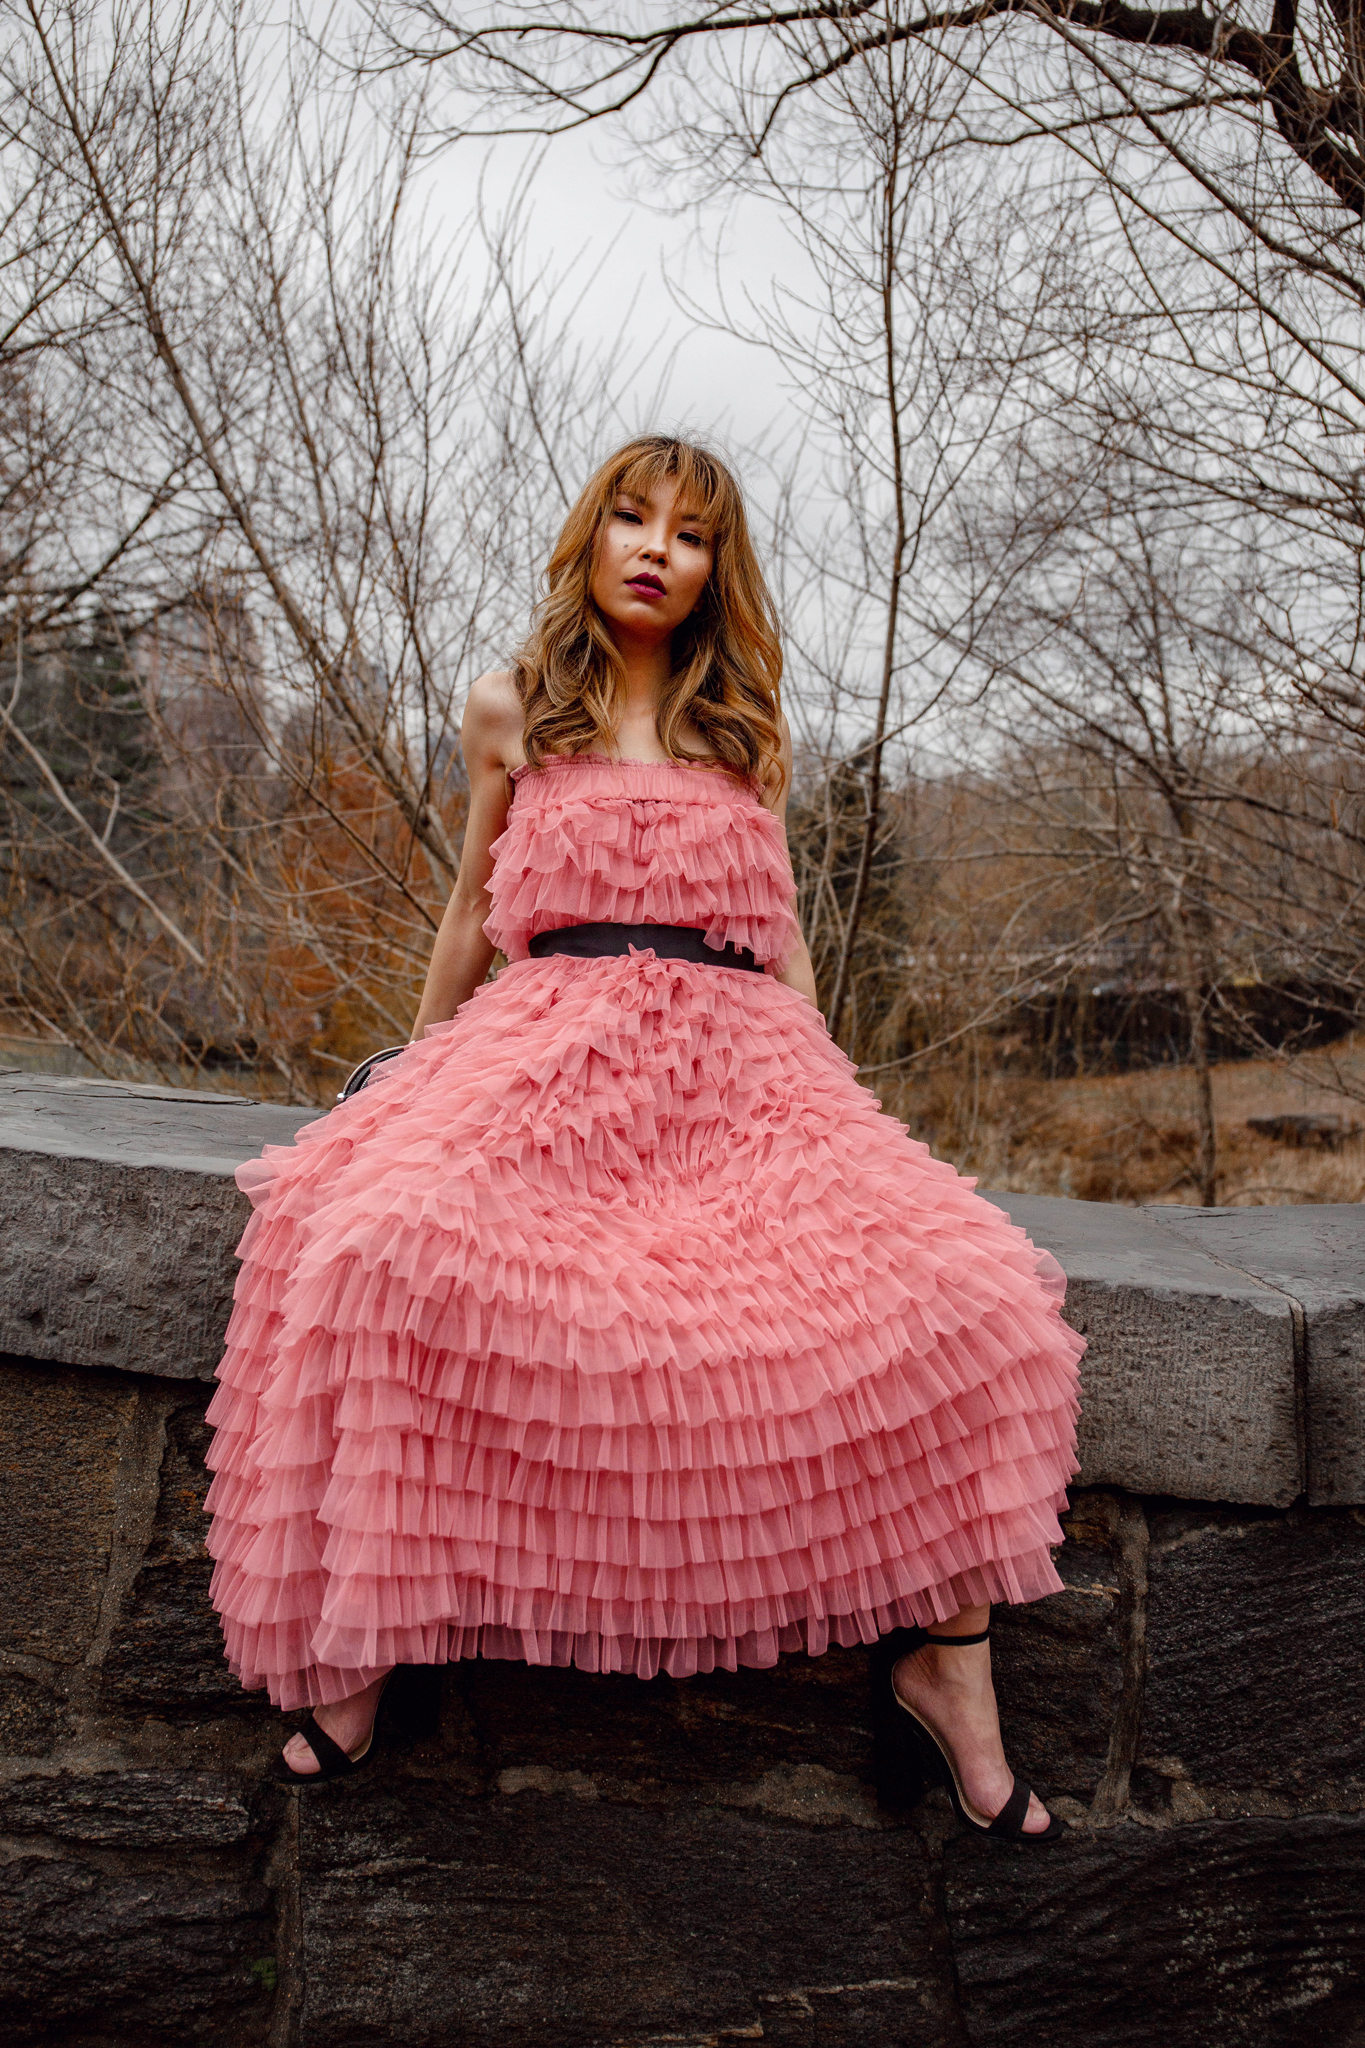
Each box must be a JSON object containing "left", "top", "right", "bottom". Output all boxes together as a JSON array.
[
  {"left": 280, "top": 1671, "right": 392, "bottom": 1777},
  {"left": 892, "top": 1629, "right": 1054, "bottom": 1835}
]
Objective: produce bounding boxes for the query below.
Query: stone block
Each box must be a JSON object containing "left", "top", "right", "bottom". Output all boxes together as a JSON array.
[
  {"left": 946, "top": 1814, "right": 1365, "bottom": 2047},
  {"left": 102, "top": 1398, "right": 256, "bottom": 1713},
  {"left": 0, "top": 1671, "right": 67, "bottom": 1756},
  {"left": 0, "top": 1074, "right": 316, "bottom": 1381},
  {"left": 0, "top": 1767, "right": 267, "bottom": 1846},
  {"left": 1148, "top": 1204, "right": 1365, "bottom": 1505},
  {"left": 297, "top": 1779, "right": 955, "bottom": 2048},
  {"left": 990, "top": 1491, "right": 1127, "bottom": 1801},
  {"left": 0, "top": 1355, "right": 138, "bottom": 1663},
  {"left": 1139, "top": 1504, "right": 1365, "bottom": 1798},
  {"left": 759, "top": 1983, "right": 954, "bottom": 2048},
  {"left": 457, "top": 1642, "right": 875, "bottom": 1798},
  {"left": 803, "top": 1983, "right": 956, "bottom": 2048},
  {"left": 0, "top": 1854, "right": 276, "bottom": 2046},
  {"left": 986, "top": 1192, "right": 1301, "bottom": 1505}
]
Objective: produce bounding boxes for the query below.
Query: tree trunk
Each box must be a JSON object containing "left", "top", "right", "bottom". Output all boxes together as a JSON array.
[
  {"left": 1165, "top": 838, "right": 1219, "bottom": 1207},
  {"left": 825, "top": 127, "right": 907, "bottom": 1050}
]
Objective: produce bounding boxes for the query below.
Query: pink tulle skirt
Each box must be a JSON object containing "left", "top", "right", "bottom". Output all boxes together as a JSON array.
[{"left": 205, "top": 953, "right": 1082, "bottom": 1708}]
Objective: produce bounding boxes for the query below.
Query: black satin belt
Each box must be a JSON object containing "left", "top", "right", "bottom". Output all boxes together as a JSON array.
[{"left": 528, "top": 921, "right": 763, "bottom": 972}]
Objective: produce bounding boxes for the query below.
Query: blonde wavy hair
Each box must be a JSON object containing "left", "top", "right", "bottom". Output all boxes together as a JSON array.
[{"left": 515, "top": 436, "right": 785, "bottom": 790}]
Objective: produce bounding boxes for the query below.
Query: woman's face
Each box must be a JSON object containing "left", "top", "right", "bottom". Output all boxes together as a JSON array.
[{"left": 590, "top": 481, "right": 714, "bottom": 645}]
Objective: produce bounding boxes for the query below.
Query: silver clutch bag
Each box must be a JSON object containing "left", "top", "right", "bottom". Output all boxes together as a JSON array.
[{"left": 336, "top": 1044, "right": 409, "bottom": 1103}]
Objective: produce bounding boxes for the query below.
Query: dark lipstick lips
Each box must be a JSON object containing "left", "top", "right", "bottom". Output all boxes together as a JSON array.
[{"left": 627, "top": 574, "right": 665, "bottom": 593}]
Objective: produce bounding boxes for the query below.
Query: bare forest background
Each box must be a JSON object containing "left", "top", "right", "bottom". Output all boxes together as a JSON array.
[{"left": 4, "top": 0, "right": 1365, "bottom": 1208}]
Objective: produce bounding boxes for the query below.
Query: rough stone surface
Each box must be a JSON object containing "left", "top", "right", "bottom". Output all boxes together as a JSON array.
[
  {"left": 297, "top": 1780, "right": 957, "bottom": 2048},
  {"left": 0, "top": 1355, "right": 137, "bottom": 1663},
  {"left": 0, "top": 1855, "right": 276, "bottom": 2047},
  {"left": 986, "top": 1193, "right": 1302, "bottom": 1504},
  {"left": 0, "top": 1074, "right": 316, "bottom": 1381},
  {"left": 946, "top": 1815, "right": 1365, "bottom": 2047},
  {"left": 982, "top": 1187, "right": 1301, "bottom": 1507},
  {"left": 0, "top": 1767, "right": 265, "bottom": 1845},
  {"left": 102, "top": 1396, "right": 256, "bottom": 1713},
  {"left": 456, "top": 1642, "right": 877, "bottom": 1803},
  {"left": 0, "top": 1670, "right": 67, "bottom": 1756},
  {"left": 1149, "top": 1203, "right": 1365, "bottom": 1505},
  {"left": 1139, "top": 1504, "right": 1365, "bottom": 1799}
]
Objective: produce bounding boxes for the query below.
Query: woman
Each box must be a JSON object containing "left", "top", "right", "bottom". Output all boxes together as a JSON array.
[{"left": 205, "top": 435, "right": 1082, "bottom": 1840}]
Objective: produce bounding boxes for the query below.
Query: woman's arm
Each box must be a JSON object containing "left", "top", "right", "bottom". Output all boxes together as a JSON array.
[
  {"left": 410, "top": 671, "right": 524, "bottom": 1039},
  {"left": 762, "top": 715, "right": 822, "bottom": 1015}
]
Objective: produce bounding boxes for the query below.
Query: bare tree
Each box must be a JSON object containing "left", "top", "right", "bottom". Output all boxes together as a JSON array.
[
  {"left": 678, "top": 36, "right": 1086, "bottom": 1049},
  {"left": 362, "top": 0, "right": 1365, "bottom": 214},
  {"left": 697, "top": 30, "right": 1365, "bottom": 1195},
  {"left": 0, "top": 0, "right": 603, "bottom": 1092}
]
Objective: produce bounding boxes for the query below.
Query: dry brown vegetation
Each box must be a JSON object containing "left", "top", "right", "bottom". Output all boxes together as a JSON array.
[
  {"left": 0, "top": 609, "right": 468, "bottom": 1096},
  {"left": 1, "top": 4, "right": 598, "bottom": 1096},
  {"left": 785, "top": 743, "right": 1364, "bottom": 1203},
  {"left": 881, "top": 1042, "right": 1365, "bottom": 1207}
]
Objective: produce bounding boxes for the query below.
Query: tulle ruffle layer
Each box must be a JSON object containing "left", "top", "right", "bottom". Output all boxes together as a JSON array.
[
  {"left": 205, "top": 953, "right": 1082, "bottom": 1707},
  {"left": 485, "top": 755, "right": 802, "bottom": 968}
]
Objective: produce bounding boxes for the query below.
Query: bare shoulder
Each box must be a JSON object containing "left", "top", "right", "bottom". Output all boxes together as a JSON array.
[
  {"left": 464, "top": 668, "right": 522, "bottom": 731},
  {"left": 462, "top": 669, "right": 525, "bottom": 773}
]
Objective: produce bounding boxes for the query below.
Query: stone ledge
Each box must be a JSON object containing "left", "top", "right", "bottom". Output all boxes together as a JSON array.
[
  {"left": 1, "top": 1075, "right": 1361, "bottom": 1504},
  {"left": 1148, "top": 1205, "right": 1365, "bottom": 1506},
  {"left": 0, "top": 1070, "right": 316, "bottom": 1172},
  {"left": 985, "top": 1194, "right": 1304, "bottom": 1507},
  {"left": 0, "top": 1075, "right": 316, "bottom": 1385}
]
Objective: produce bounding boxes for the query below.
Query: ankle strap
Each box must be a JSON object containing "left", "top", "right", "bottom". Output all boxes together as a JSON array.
[{"left": 924, "top": 1628, "right": 990, "bottom": 1646}]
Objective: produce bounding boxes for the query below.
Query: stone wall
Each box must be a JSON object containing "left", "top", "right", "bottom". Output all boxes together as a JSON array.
[{"left": 1, "top": 1073, "right": 1362, "bottom": 2048}]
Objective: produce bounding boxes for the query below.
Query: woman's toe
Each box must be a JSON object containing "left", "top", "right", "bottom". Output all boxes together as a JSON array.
[
  {"left": 1023, "top": 1791, "right": 1053, "bottom": 1834},
  {"left": 282, "top": 1731, "right": 319, "bottom": 1775}
]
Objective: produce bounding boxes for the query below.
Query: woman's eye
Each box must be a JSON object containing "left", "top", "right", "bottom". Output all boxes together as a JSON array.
[
  {"left": 679, "top": 530, "right": 705, "bottom": 548},
  {"left": 615, "top": 507, "right": 642, "bottom": 525}
]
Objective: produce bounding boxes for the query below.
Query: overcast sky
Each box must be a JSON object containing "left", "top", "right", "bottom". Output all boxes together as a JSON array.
[{"left": 422, "top": 120, "right": 810, "bottom": 473}]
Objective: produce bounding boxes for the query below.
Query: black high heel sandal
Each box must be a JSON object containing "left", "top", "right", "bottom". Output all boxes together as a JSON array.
[
  {"left": 272, "top": 1709, "right": 379, "bottom": 1784},
  {"left": 272, "top": 1671, "right": 392, "bottom": 1786},
  {"left": 272, "top": 1665, "right": 443, "bottom": 1785},
  {"left": 871, "top": 1625, "right": 1065, "bottom": 1842}
]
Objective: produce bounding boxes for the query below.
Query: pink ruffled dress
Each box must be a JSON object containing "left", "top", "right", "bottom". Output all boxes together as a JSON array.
[{"left": 205, "top": 756, "right": 1082, "bottom": 1708}]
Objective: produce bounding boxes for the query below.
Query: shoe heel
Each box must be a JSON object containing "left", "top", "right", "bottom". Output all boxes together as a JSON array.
[
  {"left": 382, "top": 1665, "right": 443, "bottom": 1743},
  {"left": 870, "top": 1628, "right": 929, "bottom": 1812}
]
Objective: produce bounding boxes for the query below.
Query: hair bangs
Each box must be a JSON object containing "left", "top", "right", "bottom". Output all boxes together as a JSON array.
[{"left": 614, "top": 443, "right": 733, "bottom": 538}]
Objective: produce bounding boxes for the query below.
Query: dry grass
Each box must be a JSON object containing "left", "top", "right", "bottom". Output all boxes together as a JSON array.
[{"left": 883, "top": 1039, "right": 1365, "bottom": 1206}]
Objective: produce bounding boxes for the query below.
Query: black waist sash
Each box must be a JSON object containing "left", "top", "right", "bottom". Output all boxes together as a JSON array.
[{"left": 527, "top": 921, "right": 763, "bottom": 972}]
